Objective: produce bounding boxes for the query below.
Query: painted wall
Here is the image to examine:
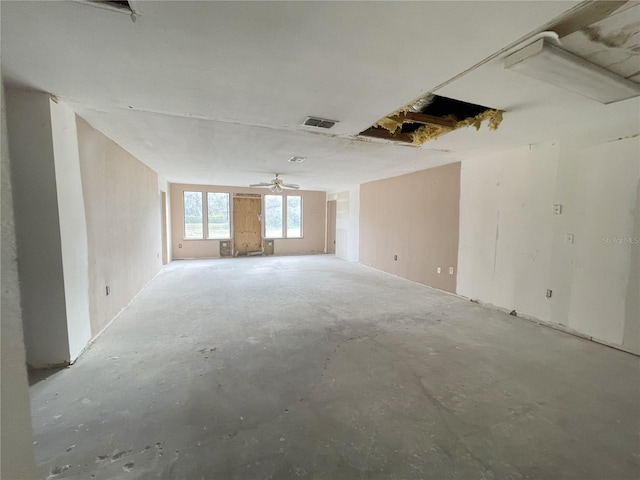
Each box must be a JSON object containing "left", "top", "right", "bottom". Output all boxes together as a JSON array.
[
  {"left": 458, "top": 137, "right": 640, "bottom": 354},
  {"left": 359, "top": 164, "right": 460, "bottom": 293},
  {"left": 170, "top": 183, "right": 326, "bottom": 258},
  {"left": 1, "top": 84, "right": 37, "bottom": 479},
  {"left": 50, "top": 100, "right": 92, "bottom": 360},
  {"left": 5, "top": 88, "right": 71, "bottom": 366},
  {"left": 328, "top": 185, "right": 360, "bottom": 262},
  {"left": 77, "top": 117, "right": 162, "bottom": 334}
]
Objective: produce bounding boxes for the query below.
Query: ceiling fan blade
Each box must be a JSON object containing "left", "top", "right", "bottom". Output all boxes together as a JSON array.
[
  {"left": 282, "top": 183, "right": 300, "bottom": 189},
  {"left": 250, "top": 182, "right": 271, "bottom": 187}
]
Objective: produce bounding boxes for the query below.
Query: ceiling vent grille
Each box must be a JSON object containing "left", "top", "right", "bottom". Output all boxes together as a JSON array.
[{"left": 302, "top": 116, "right": 338, "bottom": 129}]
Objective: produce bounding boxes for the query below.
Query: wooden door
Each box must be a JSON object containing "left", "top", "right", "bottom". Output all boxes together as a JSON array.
[
  {"left": 327, "top": 200, "right": 336, "bottom": 254},
  {"left": 233, "top": 196, "right": 262, "bottom": 255}
]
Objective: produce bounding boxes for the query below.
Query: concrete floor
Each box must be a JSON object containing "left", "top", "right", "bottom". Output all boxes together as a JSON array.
[{"left": 30, "top": 255, "right": 639, "bottom": 480}]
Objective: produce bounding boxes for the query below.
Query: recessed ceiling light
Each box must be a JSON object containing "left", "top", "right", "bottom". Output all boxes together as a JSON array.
[{"left": 288, "top": 156, "right": 306, "bottom": 163}]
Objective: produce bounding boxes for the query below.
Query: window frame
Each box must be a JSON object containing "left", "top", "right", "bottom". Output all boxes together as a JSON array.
[
  {"left": 182, "top": 190, "right": 232, "bottom": 241},
  {"left": 263, "top": 194, "right": 303, "bottom": 239},
  {"left": 183, "top": 190, "right": 205, "bottom": 240}
]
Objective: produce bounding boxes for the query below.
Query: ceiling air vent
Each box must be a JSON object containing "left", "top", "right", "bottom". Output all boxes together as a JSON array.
[{"left": 302, "top": 116, "right": 338, "bottom": 129}]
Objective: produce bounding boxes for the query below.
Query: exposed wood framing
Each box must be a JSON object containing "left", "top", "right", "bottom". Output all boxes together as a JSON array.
[{"left": 359, "top": 127, "right": 414, "bottom": 143}]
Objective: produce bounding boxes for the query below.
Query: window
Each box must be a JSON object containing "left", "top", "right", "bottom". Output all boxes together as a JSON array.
[
  {"left": 183, "top": 191, "right": 203, "bottom": 239},
  {"left": 207, "top": 192, "right": 230, "bottom": 239},
  {"left": 265, "top": 195, "right": 303, "bottom": 238},
  {"left": 286, "top": 196, "right": 302, "bottom": 238},
  {"left": 264, "top": 195, "right": 283, "bottom": 238}
]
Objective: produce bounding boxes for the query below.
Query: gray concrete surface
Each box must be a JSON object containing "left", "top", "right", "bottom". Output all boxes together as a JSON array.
[{"left": 30, "top": 256, "right": 640, "bottom": 480}]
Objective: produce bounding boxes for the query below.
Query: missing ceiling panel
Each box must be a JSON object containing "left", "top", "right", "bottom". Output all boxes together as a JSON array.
[
  {"left": 92, "top": 0, "right": 133, "bottom": 12},
  {"left": 77, "top": 1, "right": 135, "bottom": 15},
  {"left": 360, "top": 94, "right": 503, "bottom": 145}
]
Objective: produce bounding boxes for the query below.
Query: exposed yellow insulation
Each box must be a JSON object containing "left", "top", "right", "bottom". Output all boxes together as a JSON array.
[
  {"left": 374, "top": 116, "right": 404, "bottom": 134},
  {"left": 369, "top": 94, "right": 504, "bottom": 145},
  {"left": 374, "top": 103, "right": 412, "bottom": 133},
  {"left": 455, "top": 110, "right": 504, "bottom": 131},
  {"left": 410, "top": 125, "right": 448, "bottom": 145}
]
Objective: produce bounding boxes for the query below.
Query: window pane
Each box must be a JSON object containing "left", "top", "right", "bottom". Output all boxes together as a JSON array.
[
  {"left": 264, "top": 195, "right": 283, "bottom": 238},
  {"left": 183, "top": 191, "right": 203, "bottom": 239},
  {"left": 207, "top": 192, "right": 230, "bottom": 239},
  {"left": 286, "top": 196, "right": 302, "bottom": 238}
]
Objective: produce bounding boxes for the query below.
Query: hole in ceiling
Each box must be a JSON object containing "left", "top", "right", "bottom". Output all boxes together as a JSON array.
[
  {"left": 360, "top": 94, "right": 503, "bottom": 145},
  {"left": 84, "top": 0, "right": 134, "bottom": 14}
]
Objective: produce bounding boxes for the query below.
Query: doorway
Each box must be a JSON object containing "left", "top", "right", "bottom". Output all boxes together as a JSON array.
[
  {"left": 161, "top": 191, "right": 168, "bottom": 265},
  {"left": 233, "top": 195, "right": 262, "bottom": 256},
  {"left": 327, "top": 200, "right": 336, "bottom": 254}
]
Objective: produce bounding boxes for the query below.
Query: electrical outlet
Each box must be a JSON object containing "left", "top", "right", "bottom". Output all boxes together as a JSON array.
[
  {"left": 449, "top": 267, "right": 454, "bottom": 275},
  {"left": 437, "top": 267, "right": 441, "bottom": 274},
  {"left": 546, "top": 289, "right": 553, "bottom": 298},
  {"left": 553, "top": 204, "right": 562, "bottom": 215},
  {"left": 565, "top": 234, "right": 574, "bottom": 244},
  {"left": 393, "top": 255, "right": 398, "bottom": 261},
  {"left": 105, "top": 286, "right": 110, "bottom": 296}
]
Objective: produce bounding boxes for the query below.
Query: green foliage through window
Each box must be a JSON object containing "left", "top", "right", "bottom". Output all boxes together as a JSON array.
[
  {"left": 287, "top": 196, "right": 302, "bottom": 238},
  {"left": 207, "top": 192, "right": 230, "bottom": 239},
  {"left": 184, "top": 191, "right": 203, "bottom": 239},
  {"left": 265, "top": 195, "right": 302, "bottom": 238},
  {"left": 265, "top": 195, "right": 283, "bottom": 238}
]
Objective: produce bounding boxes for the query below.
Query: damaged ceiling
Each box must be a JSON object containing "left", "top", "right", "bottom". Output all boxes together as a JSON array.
[
  {"left": 360, "top": 94, "right": 503, "bottom": 145},
  {"left": 1, "top": 1, "right": 639, "bottom": 191}
]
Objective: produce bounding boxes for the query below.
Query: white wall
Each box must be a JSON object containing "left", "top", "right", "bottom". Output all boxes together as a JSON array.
[
  {"left": 76, "top": 116, "right": 163, "bottom": 335},
  {"left": 458, "top": 136, "right": 640, "bottom": 354},
  {"left": 1, "top": 83, "right": 37, "bottom": 479},
  {"left": 5, "top": 88, "right": 71, "bottom": 366},
  {"left": 328, "top": 185, "right": 359, "bottom": 262},
  {"left": 50, "top": 100, "right": 92, "bottom": 361}
]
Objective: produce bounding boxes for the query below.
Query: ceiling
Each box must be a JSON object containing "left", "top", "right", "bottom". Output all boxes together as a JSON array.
[{"left": 2, "top": 1, "right": 639, "bottom": 191}]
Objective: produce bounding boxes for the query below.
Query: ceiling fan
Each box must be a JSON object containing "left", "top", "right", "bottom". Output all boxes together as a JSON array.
[{"left": 250, "top": 174, "right": 300, "bottom": 193}]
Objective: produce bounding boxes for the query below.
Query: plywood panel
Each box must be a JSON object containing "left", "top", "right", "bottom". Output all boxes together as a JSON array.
[{"left": 233, "top": 196, "right": 262, "bottom": 255}]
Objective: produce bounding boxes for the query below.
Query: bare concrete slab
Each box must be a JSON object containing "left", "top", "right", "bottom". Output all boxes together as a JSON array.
[{"left": 30, "top": 255, "right": 640, "bottom": 479}]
